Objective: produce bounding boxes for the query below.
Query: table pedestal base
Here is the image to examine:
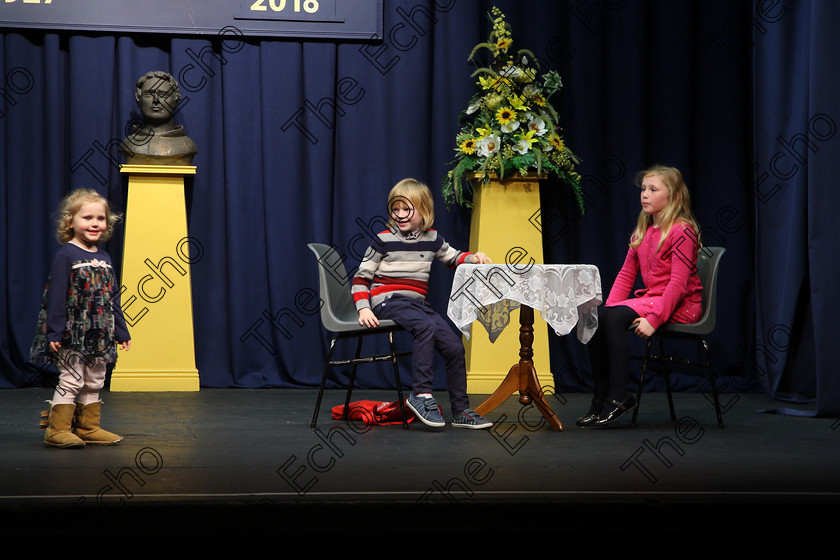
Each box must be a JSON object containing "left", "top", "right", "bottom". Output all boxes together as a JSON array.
[{"left": 473, "top": 305, "right": 563, "bottom": 431}]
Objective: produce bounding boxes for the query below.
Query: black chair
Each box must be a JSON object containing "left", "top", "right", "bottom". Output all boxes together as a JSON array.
[
  {"left": 631, "top": 247, "right": 726, "bottom": 428},
  {"left": 307, "top": 243, "right": 412, "bottom": 429}
]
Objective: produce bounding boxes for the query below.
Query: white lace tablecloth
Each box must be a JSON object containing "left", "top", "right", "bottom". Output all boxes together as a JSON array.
[{"left": 447, "top": 264, "right": 602, "bottom": 343}]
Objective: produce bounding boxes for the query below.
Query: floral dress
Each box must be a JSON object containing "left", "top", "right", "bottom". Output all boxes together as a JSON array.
[{"left": 30, "top": 243, "right": 130, "bottom": 366}]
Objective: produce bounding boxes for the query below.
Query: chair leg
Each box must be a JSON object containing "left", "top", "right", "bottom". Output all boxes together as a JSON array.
[
  {"left": 389, "top": 330, "right": 409, "bottom": 430},
  {"left": 659, "top": 337, "right": 677, "bottom": 422},
  {"left": 701, "top": 338, "right": 724, "bottom": 428},
  {"left": 632, "top": 338, "right": 652, "bottom": 426},
  {"left": 311, "top": 337, "right": 338, "bottom": 428},
  {"left": 631, "top": 332, "right": 724, "bottom": 429},
  {"left": 342, "top": 336, "right": 364, "bottom": 421},
  {"left": 312, "top": 328, "right": 412, "bottom": 430}
]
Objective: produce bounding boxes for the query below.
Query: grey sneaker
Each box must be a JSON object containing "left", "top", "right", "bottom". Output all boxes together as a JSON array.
[
  {"left": 451, "top": 409, "right": 492, "bottom": 429},
  {"left": 406, "top": 393, "right": 445, "bottom": 427}
]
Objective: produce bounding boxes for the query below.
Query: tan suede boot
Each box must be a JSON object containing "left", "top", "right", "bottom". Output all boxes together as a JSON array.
[
  {"left": 73, "top": 401, "right": 123, "bottom": 445},
  {"left": 41, "top": 403, "right": 85, "bottom": 448}
]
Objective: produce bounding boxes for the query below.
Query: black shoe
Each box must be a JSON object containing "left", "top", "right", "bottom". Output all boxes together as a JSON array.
[
  {"left": 591, "top": 396, "right": 637, "bottom": 428},
  {"left": 576, "top": 411, "right": 600, "bottom": 427},
  {"left": 576, "top": 398, "right": 604, "bottom": 427}
]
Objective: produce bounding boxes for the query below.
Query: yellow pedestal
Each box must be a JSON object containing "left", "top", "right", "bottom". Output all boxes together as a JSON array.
[
  {"left": 465, "top": 174, "right": 552, "bottom": 395},
  {"left": 110, "top": 164, "right": 200, "bottom": 391}
]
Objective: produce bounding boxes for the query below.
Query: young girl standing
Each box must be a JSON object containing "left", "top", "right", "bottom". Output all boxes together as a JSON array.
[
  {"left": 353, "top": 178, "right": 493, "bottom": 429},
  {"left": 31, "top": 188, "right": 131, "bottom": 447},
  {"left": 579, "top": 165, "right": 703, "bottom": 428}
]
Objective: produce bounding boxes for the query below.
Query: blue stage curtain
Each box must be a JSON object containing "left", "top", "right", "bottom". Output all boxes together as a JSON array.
[
  {"left": 1, "top": 1, "right": 836, "bottom": 418},
  {"left": 749, "top": 0, "right": 840, "bottom": 417}
]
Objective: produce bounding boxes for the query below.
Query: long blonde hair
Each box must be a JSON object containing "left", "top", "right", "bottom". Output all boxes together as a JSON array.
[
  {"left": 629, "top": 165, "right": 700, "bottom": 252},
  {"left": 386, "top": 178, "right": 435, "bottom": 231},
  {"left": 55, "top": 188, "right": 122, "bottom": 245}
]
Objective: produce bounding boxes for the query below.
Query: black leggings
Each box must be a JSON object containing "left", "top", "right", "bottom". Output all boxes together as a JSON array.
[{"left": 587, "top": 305, "right": 641, "bottom": 406}]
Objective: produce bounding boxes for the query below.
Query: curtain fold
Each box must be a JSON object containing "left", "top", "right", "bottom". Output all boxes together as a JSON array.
[
  {"left": 750, "top": 0, "right": 839, "bottom": 417},
  {"left": 751, "top": 0, "right": 839, "bottom": 417}
]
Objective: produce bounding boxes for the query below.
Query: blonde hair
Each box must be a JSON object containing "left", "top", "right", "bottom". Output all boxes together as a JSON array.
[
  {"left": 630, "top": 165, "right": 701, "bottom": 252},
  {"left": 55, "top": 188, "right": 122, "bottom": 245},
  {"left": 387, "top": 178, "right": 435, "bottom": 231}
]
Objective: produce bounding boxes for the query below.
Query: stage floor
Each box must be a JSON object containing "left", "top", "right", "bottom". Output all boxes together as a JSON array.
[{"left": 1, "top": 388, "right": 838, "bottom": 537}]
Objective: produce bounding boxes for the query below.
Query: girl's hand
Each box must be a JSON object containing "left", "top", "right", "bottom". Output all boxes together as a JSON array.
[
  {"left": 119, "top": 340, "right": 131, "bottom": 351},
  {"left": 631, "top": 318, "right": 655, "bottom": 339},
  {"left": 470, "top": 252, "right": 492, "bottom": 264},
  {"left": 49, "top": 341, "right": 61, "bottom": 353},
  {"left": 358, "top": 308, "right": 380, "bottom": 328}
]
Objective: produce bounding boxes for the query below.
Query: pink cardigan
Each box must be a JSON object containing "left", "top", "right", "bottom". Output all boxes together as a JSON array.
[{"left": 605, "top": 222, "right": 703, "bottom": 330}]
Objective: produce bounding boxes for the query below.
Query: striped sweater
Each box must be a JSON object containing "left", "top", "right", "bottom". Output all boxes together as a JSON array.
[{"left": 352, "top": 229, "right": 473, "bottom": 310}]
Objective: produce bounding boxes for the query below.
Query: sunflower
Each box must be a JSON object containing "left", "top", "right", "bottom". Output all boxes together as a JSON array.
[
  {"left": 495, "top": 106, "right": 516, "bottom": 126},
  {"left": 459, "top": 137, "right": 477, "bottom": 155},
  {"left": 530, "top": 92, "right": 547, "bottom": 106}
]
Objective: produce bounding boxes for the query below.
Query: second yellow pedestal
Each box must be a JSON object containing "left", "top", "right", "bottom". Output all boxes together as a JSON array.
[{"left": 465, "top": 174, "right": 551, "bottom": 395}]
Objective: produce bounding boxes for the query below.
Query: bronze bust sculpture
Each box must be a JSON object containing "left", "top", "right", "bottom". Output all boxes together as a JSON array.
[{"left": 120, "top": 71, "right": 198, "bottom": 165}]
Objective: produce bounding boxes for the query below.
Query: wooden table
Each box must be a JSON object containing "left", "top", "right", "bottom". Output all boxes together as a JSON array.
[{"left": 448, "top": 264, "right": 602, "bottom": 431}]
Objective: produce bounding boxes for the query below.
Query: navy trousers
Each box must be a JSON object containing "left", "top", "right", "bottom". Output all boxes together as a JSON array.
[{"left": 374, "top": 295, "right": 469, "bottom": 414}]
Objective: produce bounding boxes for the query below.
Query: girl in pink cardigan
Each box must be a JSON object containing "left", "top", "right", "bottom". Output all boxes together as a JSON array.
[{"left": 579, "top": 165, "right": 703, "bottom": 428}]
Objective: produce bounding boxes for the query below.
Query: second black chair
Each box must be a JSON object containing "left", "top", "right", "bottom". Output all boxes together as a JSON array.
[{"left": 631, "top": 247, "right": 726, "bottom": 428}]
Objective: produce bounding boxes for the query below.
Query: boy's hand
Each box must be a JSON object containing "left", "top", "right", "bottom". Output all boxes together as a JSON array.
[
  {"left": 470, "top": 252, "right": 492, "bottom": 264},
  {"left": 119, "top": 340, "right": 131, "bottom": 351},
  {"left": 358, "top": 308, "right": 380, "bottom": 328}
]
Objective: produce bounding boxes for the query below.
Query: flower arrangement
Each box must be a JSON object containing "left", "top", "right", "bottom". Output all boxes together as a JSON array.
[{"left": 441, "top": 7, "right": 583, "bottom": 212}]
